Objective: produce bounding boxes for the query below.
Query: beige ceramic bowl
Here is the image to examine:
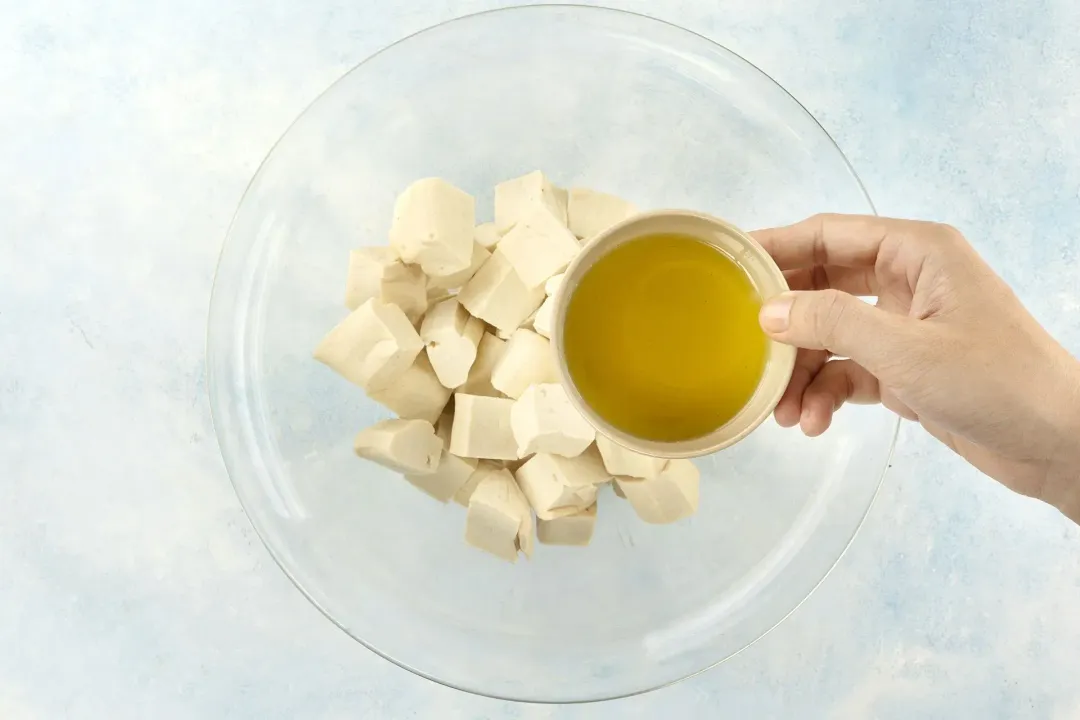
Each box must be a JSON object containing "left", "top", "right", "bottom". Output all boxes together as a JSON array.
[{"left": 552, "top": 210, "right": 797, "bottom": 459}]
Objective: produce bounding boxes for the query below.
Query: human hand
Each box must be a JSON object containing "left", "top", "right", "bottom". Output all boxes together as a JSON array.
[{"left": 753, "top": 214, "right": 1080, "bottom": 523}]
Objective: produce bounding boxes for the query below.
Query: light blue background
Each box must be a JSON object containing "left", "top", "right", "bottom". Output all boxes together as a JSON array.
[{"left": 2, "top": 1, "right": 1079, "bottom": 718}]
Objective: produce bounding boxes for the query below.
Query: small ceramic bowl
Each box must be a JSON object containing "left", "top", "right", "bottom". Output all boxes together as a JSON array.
[{"left": 552, "top": 210, "right": 797, "bottom": 459}]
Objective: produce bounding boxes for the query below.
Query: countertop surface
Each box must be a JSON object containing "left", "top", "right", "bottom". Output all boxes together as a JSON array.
[{"left": 2, "top": 1, "right": 1079, "bottom": 718}]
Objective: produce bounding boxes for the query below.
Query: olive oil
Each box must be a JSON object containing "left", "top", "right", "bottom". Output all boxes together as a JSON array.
[{"left": 563, "top": 233, "right": 768, "bottom": 442}]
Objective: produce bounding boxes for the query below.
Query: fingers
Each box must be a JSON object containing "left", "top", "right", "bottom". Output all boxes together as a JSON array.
[
  {"left": 753, "top": 214, "right": 895, "bottom": 271},
  {"left": 783, "top": 266, "right": 878, "bottom": 296},
  {"left": 773, "top": 348, "right": 829, "bottom": 427},
  {"left": 760, "top": 289, "right": 912, "bottom": 374},
  {"left": 798, "top": 359, "right": 881, "bottom": 436}
]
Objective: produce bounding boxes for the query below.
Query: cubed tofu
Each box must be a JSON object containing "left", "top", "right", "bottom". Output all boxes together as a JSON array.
[
  {"left": 389, "top": 178, "right": 475, "bottom": 276},
  {"left": 474, "top": 222, "right": 501, "bottom": 250},
  {"left": 496, "top": 206, "right": 582, "bottom": 289},
  {"left": 419, "top": 298, "right": 485, "bottom": 388},
  {"left": 490, "top": 328, "right": 557, "bottom": 399},
  {"left": 450, "top": 394, "right": 518, "bottom": 460},
  {"left": 354, "top": 419, "right": 442, "bottom": 475},
  {"left": 567, "top": 188, "right": 638, "bottom": 240},
  {"left": 458, "top": 332, "right": 506, "bottom": 397},
  {"left": 313, "top": 299, "right": 423, "bottom": 391},
  {"left": 404, "top": 451, "right": 477, "bottom": 502},
  {"left": 344, "top": 248, "right": 428, "bottom": 323},
  {"left": 544, "top": 273, "right": 565, "bottom": 297},
  {"left": 614, "top": 459, "right": 700, "bottom": 524},
  {"left": 494, "top": 170, "right": 568, "bottom": 234},
  {"left": 537, "top": 504, "right": 596, "bottom": 546},
  {"left": 427, "top": 242, "right": 491, "bottom": 290},
  {"left": 453, "top": 460, "right": 502, "bottom": 507},
  {"left": 465, "top": 468, "right": 534, "bottom": 561},
  {"left": 457, "top": 250, "right": 545, "bottom": 334},
  {"left": 595, "top": 434, "right": 669, "bottom": 479},
  {"left": 511, "top": 383, "right": 595, "bottom": 458},
  {"left": 531, "top": 296, "right": 555, "bottom": 339},
  {"left": 514, "top": 451, "right": 609, "bottom": 519},
  {"left": 368, "top": 352, "right": 451, "bottom": 423},
  {"left": 434, "top": 410, "right": 454, "bottom": 447}
]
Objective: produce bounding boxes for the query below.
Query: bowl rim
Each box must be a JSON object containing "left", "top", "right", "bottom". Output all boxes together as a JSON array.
[
  {"left": 551, "top": 210, "right": 798, "bottom": 459},
  {"left": 206, "top": 3, "right": 893, "bottom": 705}
]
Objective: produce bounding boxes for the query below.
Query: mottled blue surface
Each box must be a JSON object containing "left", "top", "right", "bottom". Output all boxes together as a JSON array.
[{"left": 2, "top": 1, "right": 1079, "bottom": 718}]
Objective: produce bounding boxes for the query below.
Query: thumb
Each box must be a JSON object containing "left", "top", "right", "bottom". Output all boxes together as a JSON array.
[{"left": 759, "top": 290, "right": 910, "bottom": 372}]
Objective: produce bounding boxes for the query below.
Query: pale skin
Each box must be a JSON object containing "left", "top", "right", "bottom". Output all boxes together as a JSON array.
[{"left": 753, "top": 214, "right": 1080, "bottom": 525}]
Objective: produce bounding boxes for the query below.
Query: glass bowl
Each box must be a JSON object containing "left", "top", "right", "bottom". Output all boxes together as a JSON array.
[{"left": 207, "top": 5, "right": 897, "bottom": 704}]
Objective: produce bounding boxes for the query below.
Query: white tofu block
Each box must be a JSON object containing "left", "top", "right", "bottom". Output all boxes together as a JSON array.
[
  {"left": 450, "top": 394, "right": 518, "bottom": 460},
  {"left": 465, "top": 468, "right": 533, "bottom": 561},
  {"left": 458, "top": 332, "right": 506, "bottom": 397},
  {"left": 494, "top": 170, "right": 568, "bottom": 234},
  {"left": 453, "top": 460, "right": 502, "bottom": 507},
  {"left": 537, "top": 504, "right": 597, "bottom": 546},
  {"left": 457, "top": 250, "right": 545, "bottom": 334},
  {"left": 314, "top": 299, "right": 423, "bottom": 391},
  {"left": 404, "top": 450, "right": 477, "bottom": 502},
  {"left": 474, "top": 222, "right": 501, "bottom": 250},
  {"left": 419, "top": 298, "right": 485, "bottom": 388},
  {"left": 596, "top": 434, "right": 669, "bottom": 479},
  {"left": 514, "top": 451, "right": 608, "bottom": 519},
  {"left": 567, "top": 188, "right": 638, "bottom": 240},
  {"left": 427, "top": 242, "right": 491, "bottom": 290},
  {"left": 389, "top": 178, "right": 475, "bottom": 276},
  {"left": 368, "top": 352, "right": 452, "bottom": 423},
  {"left": 354, "top": 419, "right": 443, "bottom": 475},
  {"left": 531, "top": 296, "right": 555, "bottom": 339},
  {"left": 544, "top": 273, "right": 565, "bottom": 297},
  {"left": 490, "top": 328, "right": 557, "bottom": 399},
  {"left": 511, "top": 384, "right": 595, "bottom": 458},
  {"left": 496, "top": 206, "right": 582, "bottom": 289},
  {"left": 344, "top": 248, "right": 428, "bottom": 323},
  {"left": 614, "top": 459, "right": 700, "bottom": 524}
]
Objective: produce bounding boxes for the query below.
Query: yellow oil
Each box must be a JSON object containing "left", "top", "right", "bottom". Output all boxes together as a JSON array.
[{"left": 564, "top": 233, "right": 768, "bottom": 442}]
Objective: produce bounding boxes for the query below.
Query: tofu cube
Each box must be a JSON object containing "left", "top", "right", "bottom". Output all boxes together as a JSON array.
[
  {"left": 353, "top": 419, "right": 442, "bottom": 475},
  {"left": 511, "top": 384, "right": 595, "bottom": 458},
  {"left": 567, "top": 188, "right": 638, "bottom": 240},
  {"left": 450, "top": 394, "right": 518, "bottom": 460},
  {"left": 465, "top": 468, "right": 534, "bottom": 561},
  {"left": 458, "top": 332, "right": 506, "bottom": 397},
  {"left": 434, "top": 410, "right": 454, "bottom": 447},
  {"left": 494, "top": 170, "right": 568, "bottom": 234},
  {"left": 457, "top": 250, "right": 545, "bottom": 334},
  {"left": 474, "top": 222, "right": 501, "bottom": 250},
  {"left": 389, "top": 178, "right": 475, "bottom": 276},
  {"left": 496, "top": 206, "right": 582, "bottom": 289},
  {"left": 531, "top": 296, "right": 555, "bottom": 339},
  {"left": 490, "top": 328, "right": 557, "bottom": 399},
  {"left": 404, "top": 450, "right": 477, "bottom": 502},
  {"left": 537, "top": 504, "right": 597, "bottom": 546},
  {"left": 313, "top": 298, "right": 423, "bottom": 391},
  {"left": 344, "top": 248, "right": 428, "bottom": 323},
  {"left": 368, "top": 352, "right": 451, "bottom": 423},
  {"left": 427, "top": 242, "right": 491, "bottom": 290},
  {"left": 419, "top": 298, "right": 485, "bottom": 388},
  {"left": 453, "top": 459, "right": 502, "bottom": 507},
  {"left": 614, "top": 459, "right": 700, "bottom": 524},
  {"left": 544, "top": 273, "right": 565, "bottom": 297},
  {"left": 596, "top": 434, "right": 669, "bottom": 479},
  {"left": 514, "top": 450, "right": 609, "bottom": 519}
]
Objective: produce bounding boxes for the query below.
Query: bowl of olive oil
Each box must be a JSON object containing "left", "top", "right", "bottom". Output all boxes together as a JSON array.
[{"left": 553, "top": 210, "right": 796, "bottom": 458}]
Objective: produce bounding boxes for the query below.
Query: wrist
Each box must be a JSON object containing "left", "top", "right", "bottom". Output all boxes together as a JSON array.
[{"left": 1045, "top": 358, "right": 1080, "bottom": 523}]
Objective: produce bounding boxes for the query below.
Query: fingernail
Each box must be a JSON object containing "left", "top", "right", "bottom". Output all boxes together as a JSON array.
[{"left": 759, "top": 295, "right": 793, "bottom": 333}]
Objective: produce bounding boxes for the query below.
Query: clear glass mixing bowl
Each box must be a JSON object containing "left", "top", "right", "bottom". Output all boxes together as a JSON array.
[{"left": 207, "top": 5, "right": 897, "bottom": 703}]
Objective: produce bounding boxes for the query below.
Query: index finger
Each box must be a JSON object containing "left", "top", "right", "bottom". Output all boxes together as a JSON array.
[{"left": 751, "top": 213, "right": 894, "bottom": 270}]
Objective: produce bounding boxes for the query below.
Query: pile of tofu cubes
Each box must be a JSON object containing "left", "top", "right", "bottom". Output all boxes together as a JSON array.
[{"left": 313, "top": 171, "right": 700, "bottom": 562}]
